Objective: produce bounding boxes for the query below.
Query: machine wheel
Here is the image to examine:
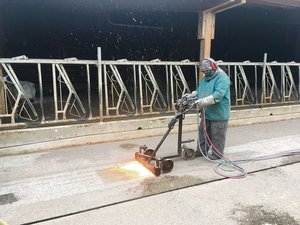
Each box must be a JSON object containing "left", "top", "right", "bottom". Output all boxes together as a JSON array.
[
  {"left": 161, "top": 160, "right": 174, "bottom": 173},
  {"left": 182, "top": 147, "right": 196, "bottom": 160}
]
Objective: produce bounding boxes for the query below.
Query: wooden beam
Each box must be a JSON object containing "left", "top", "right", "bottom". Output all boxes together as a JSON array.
[
  {"left": 198, "top": 11, "right": 215, "bottom": 61},
  {"left": 197, "top": 0, "right": 246, "bottom": 81},
  {"left": 198, "top": 11, "right": 215, "bottom": 81},
  {"left": 207, "top": 0, "right": 247, "bottom": 13}
]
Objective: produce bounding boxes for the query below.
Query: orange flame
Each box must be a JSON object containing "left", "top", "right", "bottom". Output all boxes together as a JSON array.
[{"left": 110, "top": 161, "right": 154, "bottom": 179}]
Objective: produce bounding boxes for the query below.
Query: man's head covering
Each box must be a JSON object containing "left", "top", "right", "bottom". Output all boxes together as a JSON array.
[{"left": 200, "top": 58, "right": 218, "bottom": 72}]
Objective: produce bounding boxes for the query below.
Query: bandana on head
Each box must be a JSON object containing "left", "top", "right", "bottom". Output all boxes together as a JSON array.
[{"left": 200, "top": 59, "right": 212, "bottom": 72}]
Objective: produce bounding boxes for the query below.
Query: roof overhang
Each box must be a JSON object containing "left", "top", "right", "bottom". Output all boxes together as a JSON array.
[
  {"left": 94, "top": 0, "right": 244, "bottom": 12},
  {"left": 2, "top": 0, "right": 300, "bottom": 13},
  {"left": 102, "top": 0, "right": 300, "bottom": 11},
  {"left": 247, "top": 0, "right": 300, "bottom": 8}
]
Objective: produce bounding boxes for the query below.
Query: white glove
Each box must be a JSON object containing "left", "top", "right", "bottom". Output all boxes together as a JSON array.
[
  {"left": 195, "top": 95, "right": 215, "bottom": 107},
  {"left": 182, "top": 91, "right": 197, "bottom": 99}
]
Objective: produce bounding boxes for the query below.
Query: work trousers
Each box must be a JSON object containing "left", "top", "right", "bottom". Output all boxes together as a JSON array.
[{"left": 198, "top": 119, "right": 228, "bottom": 157}]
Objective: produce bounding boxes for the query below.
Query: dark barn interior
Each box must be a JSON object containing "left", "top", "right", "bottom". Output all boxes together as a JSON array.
[
  {"left": 0, "top": 0, "right": 300, "bottom": 122},
  {"left": 1, "top": 0, "right": 300, "bottom": 62}
]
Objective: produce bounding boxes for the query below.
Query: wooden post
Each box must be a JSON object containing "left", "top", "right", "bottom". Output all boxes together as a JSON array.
[
  {"left": 198, "top": 11, "right": 216, "bottom": 81},
  {"left": 0, "top": 1, "right": 6, "bottom": 115},
  {"left": 197, "top": 0, "right": 246, "bottom": 82}
]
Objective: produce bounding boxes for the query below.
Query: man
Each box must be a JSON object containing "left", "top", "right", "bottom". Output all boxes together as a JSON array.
[{"left": 195, "top": 58, "right": 231, "bottom": 160}]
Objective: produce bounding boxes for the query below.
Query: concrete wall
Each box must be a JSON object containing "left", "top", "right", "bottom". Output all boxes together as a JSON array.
[{"left": 1, "top": 105, "right": 300, "bottom": 156}]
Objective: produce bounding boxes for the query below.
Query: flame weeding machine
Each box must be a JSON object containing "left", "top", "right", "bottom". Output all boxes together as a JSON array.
[{"left": 135, "top": 91, "right": 198, "bottom": 176}]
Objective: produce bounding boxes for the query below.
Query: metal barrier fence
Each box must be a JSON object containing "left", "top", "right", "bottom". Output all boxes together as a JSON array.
[{"left": 0, "top": 51, "right": 299, "bottom": 128}]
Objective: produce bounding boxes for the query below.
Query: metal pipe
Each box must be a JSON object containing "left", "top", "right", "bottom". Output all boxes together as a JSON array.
[
  {"left": 52, "top": 64, "right": 58, "bottom": 121},
  {"left": 133, "top": 65, "right": 138, "bottom": 115},
  {"left": 86, "top": 64, "right": 92, "bottom": 118},
  {"left": 166, "top": 65, "right": 170, "bottom": 111},
  {"left": 1, "top": 54, "right": 300, "bottom": 128},
  {"left": 1, "top": 58, "right": 300, "bottom": 67},
  {"left": 234, "top": 65, "right": 238, "bottom": 105},
  {"left": 97, "top": 47, "right": 103, "bottom": 120},
  {"left": 254, "top": 65, "right": 258, "bottom": 104},
  {"left": 261, "top": 53, "right": 268, "bottom": 106},
  {"left": 170, "top": 65, "right": 174, "bottom": 110},
  {"left": 281, "top": 65, "right": 285, "bottom": 102},
  {"left": 104, "top": 65, "right": 109, "bottom": 116},
  {"left": 37, "top": 63, "right": 45, "bottom": 122},
  {"left": 138, "top": 65, "right": 143, "bottom": 115}
]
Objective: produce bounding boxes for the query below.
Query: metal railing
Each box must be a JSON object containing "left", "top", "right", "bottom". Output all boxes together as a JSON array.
[{"left": 0, "top": 51, "right": 299, "bottom": 128}]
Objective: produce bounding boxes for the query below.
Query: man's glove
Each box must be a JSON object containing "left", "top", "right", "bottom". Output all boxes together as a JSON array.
[{"left": 195, "top": 95, "right": 215, "bottom": 107}]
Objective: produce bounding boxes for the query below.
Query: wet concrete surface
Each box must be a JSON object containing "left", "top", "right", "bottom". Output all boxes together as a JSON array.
[
  {"left": 231, "top": 204, "right": 299, "bottom": 225},
  {"left": 0, "top": 119, "right": 300, "bottom": 224},
  {"left": 34, "top": 163, "right": 300, "bottom": 225}
]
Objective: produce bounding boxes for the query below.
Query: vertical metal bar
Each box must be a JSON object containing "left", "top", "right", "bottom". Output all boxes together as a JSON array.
[
  {"left": 11, "top": 95, "right": 21, "bottom": 123},
  {"left": 144, "top": 66, "right": 149, "bottom": 106},
  {"left": 104, "top": 65, "right": 109, "bottom": 116},
  {"left": 0, "top": 65, "right": 6, "bottom": 117},
  {"left": 225, "top": 65, "right": 231, "bottom": 80},
  {"left": 194, "top": 65, "right": 198, "bottom": 89},
  {"left": 261, "top": 53, "right": 267, "bottom": 106},
  {"left": 86, "top": 64, "right": 92, "bottom": 118},
  {"left": 59, "top": 67, "right": 63, "bottom": 111},
  {"left": 63, "top": 93, "right": 72, "bottom": 119},
  {"left": 166, "top": 65, "right": 170, "bottom": 111},
  {"left": 170, "top": 65, "right": 174, "bottom": 110},
  {"left": 227, "top": 65, "right": 231, "bottom": 104},
  {"left": 3, "top": 72, "right": 8, "bottom": 116},
  {"left": 254, "top": 65, "right": 258, "bottom": 104},
  {"left": 97, "top": 47, "right": 103, "bottom": 120},
  {"left": 133, "top": 65, "right": 138, "bottom": 115},
  {"left": 234, "top": 65, "right": 238, "bottom": 106},
  {"left": 52, "top": 64, "right": 58, "bottom": 121},
  {"left": 37, "top": 63, "right": 45, "bottom": 122},
  {"left": 138, "top": 65, "right": 144, "bottom": 114},
  {"left": 110, "top": 67, "right": 114, "bottom": 111},
  {"left": 227, "top": 65, "right": 230, "bottom": 81},
  {"left": 281, "top": 65, "right": 285, "bottom": 102}
]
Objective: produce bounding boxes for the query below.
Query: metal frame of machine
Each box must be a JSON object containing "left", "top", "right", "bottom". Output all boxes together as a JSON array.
[{"left": 135, "top": 91, "right": 198, "bottom": 176}]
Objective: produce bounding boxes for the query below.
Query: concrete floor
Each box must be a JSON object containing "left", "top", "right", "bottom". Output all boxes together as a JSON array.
[{"left": 0, "top": 119, "right": 300, "bottom": 225}]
